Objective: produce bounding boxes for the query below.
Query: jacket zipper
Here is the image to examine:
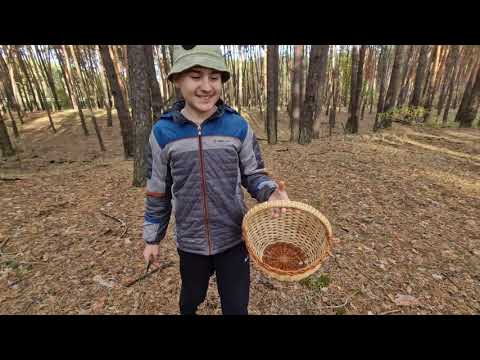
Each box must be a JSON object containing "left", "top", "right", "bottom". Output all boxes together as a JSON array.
[{"left": 197, "top": 124, "right": 212, "bottom": 255}]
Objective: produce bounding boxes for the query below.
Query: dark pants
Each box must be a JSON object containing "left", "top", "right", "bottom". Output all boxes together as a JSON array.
[{"left": 177, "top": 242, "right": 250, "bottom": 315}]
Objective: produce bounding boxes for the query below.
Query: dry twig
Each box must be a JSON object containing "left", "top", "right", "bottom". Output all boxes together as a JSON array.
[{"left": 100, "top": 210, "right": 128, "bottom": 238}]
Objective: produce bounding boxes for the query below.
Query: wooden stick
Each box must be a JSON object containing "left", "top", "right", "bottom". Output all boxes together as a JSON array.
[
  {"left": 100, "top": 210, "right": 128, "bottom": 238},
  {"left": 99, "top": 210, "right": 126, "bottom": 226},
  {"left": 379, "top": 309, "right": 401, "bottom": 315},
  {"left": 326, "top": 290, "right": 360, "bottom": 309},
  {"left": 0, "top": 177, "right": 23, "bottom": 181},
  {"left": 0, "top": 237, "right": 11, "bottom": 252},
  {"left": 123, "top": 261, "right": 174, "bottom": 288}
]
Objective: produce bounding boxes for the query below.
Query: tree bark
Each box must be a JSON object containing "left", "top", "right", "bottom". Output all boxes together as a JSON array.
[
  {"left": 289, "top": 45, "right": 303, "bottom": 142},
  {"left": 456, "top": 62, "right": 480, "bottom": 127},
  {"left": 14, "top": 46, "right": 41, "bottom": 111},
  {"left": 379, "top": 45, "right": 406, "bottom": 129},
  {"left": 1, "top": 46, "right": 24, "bottom": 122},
  {"left": 442, "top": 46, "right": 462, "bottom": 124},
  {"left": 0, "top": 109, "right": 14, "bottom": 156},
  {"left": 144, "top": 45, "right": 164, "bottom": 122},
  {"left": 25, "top": 46, "right": 56, "bottom": 132},
  {"left": 110, "top": 46, "right": 129, "bottom": 108},
  {"left": 329, "top": 45, "right": 340, "bottom": 136},
  {"left": 35, "top": 45, "right": 61, "bottom": 111},
  {"left": 373, "top": 43, "right": 388, "bottom": 130},
  {"left": 436, "top": 46, "right": 457, "bottom": 116},
  {"left": 53, "top": 46, "right": 74, "bottom": 109},
  {"left": 99, "top": 45, "right": 134, "bottom": 159},
  {"left": 312, "top": 45, "right": 329, "bottom": 138},
  {"left": 422, "top": 45, "right": 442, "bottom": 122},
  {"left": 299, "top": 46, "right": 326, "bottom": 144},
  {"left": 346, "top": 45, "right": 366, "bottom": 134},
  {"left": 0, "top": 101, "right": 19, "bottom": 138},
  {"left": 95, "top": 46, "right": 113, "bottom": 127},
  {"left": 455, "top": 56, "right": 480, "bottom": 123},
  {"left": 409, "top": 45, "right": 430, "bottom": 107},
  {"left": 128, "top": 45, "right": 152, "bottom": 187},
  {"left": 266, "top": 45, "right": 278, "bottom": 145},
  {"left": 61, "top": 45, "right": 89, "bottom": 136},
  {"left": 70, "top": 45, "right": 105, "bottom": 151}
]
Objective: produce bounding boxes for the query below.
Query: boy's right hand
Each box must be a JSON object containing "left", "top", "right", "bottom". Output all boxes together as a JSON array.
[{"left": 143, "top": 244, "right": 160, "bottom": 268}]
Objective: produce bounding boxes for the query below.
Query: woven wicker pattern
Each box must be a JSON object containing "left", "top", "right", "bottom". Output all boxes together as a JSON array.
[{"left": 242, "top": 200, "right": 333, "bottom": 282}]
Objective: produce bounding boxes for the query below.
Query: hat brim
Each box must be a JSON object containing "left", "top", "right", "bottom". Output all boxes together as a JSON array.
[{"left": 167, "top": 52, "right": 230, "bottom": 83}]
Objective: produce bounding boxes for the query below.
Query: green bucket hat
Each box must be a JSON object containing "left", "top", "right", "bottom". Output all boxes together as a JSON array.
[{"left": 167, "top": 45, "right": 231, "bottom": 83}]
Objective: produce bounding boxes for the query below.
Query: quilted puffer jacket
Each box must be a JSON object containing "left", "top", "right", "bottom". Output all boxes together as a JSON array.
[{"left": 143, "top": 100, "right": 277, "bottom": 255}]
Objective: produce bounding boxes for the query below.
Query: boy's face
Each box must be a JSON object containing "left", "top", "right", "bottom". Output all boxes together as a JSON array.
[{"left": 174, "top": 66, "right": 222, "bottom": 114}]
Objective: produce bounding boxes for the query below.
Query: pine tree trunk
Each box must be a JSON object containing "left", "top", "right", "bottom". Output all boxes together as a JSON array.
[
  {"left": 289, "top": 45, "right": 303, "bottom": 142},
  {"left": 422, "top": 46, "right": 442, "bottom": 121},
  {"left": 99, "top": 45, "right": 134, "bottom": 158},
  {"left": 128, "top": 45, "right": 152, "bottom": 187},
  {"left": 61, "top": 45, "right": 89, "bottom": 136},
  {"left": 456, "top": 62, "right": 480, "bottom": 127},
  {"left": 266, "top": 45, "right": 278, "bottom": 145},
  {"left": 70, "top": 46, "right": 105, "bottom": 151},
  {"left": 35, "top": 45, "right": 61, "bottom": 111},
  {"left": 28, "top": 46, "right": 52, "bottom": 111},
  {"left": 0, "top": 109, "right": 14, "bottom": 156},
  {"left": 397, "top": 45, "right": 415, "bottom": 107},
  {"left": 299, "top": 46, "right": 325, "bottom": 144},
  {"left": 161, "top": 45, "right": 172, "bottom": 101},
  {"left": 110, "top": 46, "right": 129, "bottom": 108},
  {"left": 410, "top": 45, "right": 430, "bottom": 107},
  {"left": 329, "top": 46, "right": 339, "bottom": 136},
  {"left": 379, "top": 45, "right": 406, "bottom": 129},
  {"left": 83, "top": 46, "right": 104, "bottom": 109},
  {"left": 19, "top": 81, "right": 32, "bottom": 112},
  {"left": 14, "top": 46, "right": 41, "bottom": 111},
  {"left": 312, "top": 45, "right": 329, "bottom": 138},
  {"left": 26, "top": 46, "right": 56, "bottom": 132},
  {"left": 53, "top": 46, "right": 74, "bottom": 109},
  {"left": 346, "top": 45, "right": 366, "bottom": 134},
  {"left": 2, "top": 104, "right": 19, "bottom": 138},
  {"left": 442, "top": 47, "right": 462, "bottom": 124},
  {"left": 456, "top": 57, "right": 480, "bottom": 122},
  {"left": 1, "top": 46, "right": 24, "bottom": 122},
  {"left": 143, "top": 45, "right": 163, "bottom": 122},
  {"left": 373, "top": 45, "right": 388, "bottom": 131},
  {"left": 95, "top": 46, "right": 113, "bottom": 127},
  {"left": 437, "top": 46, "right": 457, "bottom": 116}
]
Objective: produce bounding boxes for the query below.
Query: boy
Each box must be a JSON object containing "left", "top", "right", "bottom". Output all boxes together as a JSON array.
[{"left": 143, "top": 45, "right": 289, "bottom": 315}]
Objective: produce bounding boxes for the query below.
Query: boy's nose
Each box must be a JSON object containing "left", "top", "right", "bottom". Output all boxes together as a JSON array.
[{"left": 199, "top": 77, "right": 214, "bottom": 92}]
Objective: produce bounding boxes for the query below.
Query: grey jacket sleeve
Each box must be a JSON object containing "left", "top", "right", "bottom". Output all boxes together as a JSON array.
[
  {"left": 143, "top": 131, "right": 172, "bottom": 245},
  {"left": 239, "top": 123, "right": 277, "bottom": 202}
]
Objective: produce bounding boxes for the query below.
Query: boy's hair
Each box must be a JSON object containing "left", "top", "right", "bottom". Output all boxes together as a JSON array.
[{"left": 167, "top": 45, "right": 231, "bottom": 83}]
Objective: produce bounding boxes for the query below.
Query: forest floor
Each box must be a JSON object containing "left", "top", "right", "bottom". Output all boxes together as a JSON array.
[{"left": 1, "top": 108, "right": 479, "bottom": 315}]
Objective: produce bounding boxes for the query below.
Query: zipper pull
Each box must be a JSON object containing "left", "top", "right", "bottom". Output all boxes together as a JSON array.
[{"left": 197, "top": 124, "right": 202, "bottom": 136}]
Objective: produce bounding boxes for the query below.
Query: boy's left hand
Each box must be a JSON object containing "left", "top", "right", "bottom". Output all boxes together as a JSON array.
[{"left": 268, "top": 181, "right": 289, "bottom": 218}]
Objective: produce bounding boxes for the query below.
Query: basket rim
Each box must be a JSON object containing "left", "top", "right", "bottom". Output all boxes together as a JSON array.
[{"left": 241, "top": 200, "right": 333, "bottom": 279}]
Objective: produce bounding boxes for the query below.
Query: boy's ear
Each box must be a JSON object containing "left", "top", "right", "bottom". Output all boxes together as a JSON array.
[{"left": 173, "top": 74, "right": 181, "bottom": 88}]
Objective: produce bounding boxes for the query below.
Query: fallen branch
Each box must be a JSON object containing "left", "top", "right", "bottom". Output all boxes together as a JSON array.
[
  {"left": 123, "top": 261, "right": 174, "bottom": 288},
  {"left": 0, "top": 237, "right": 10, "bottom": 252},
  {"left": 100, "top": 210, "right": 128, "bottom": 238},
  {"left": 379, "top": 309, "right": 401, "bottom": 315},
  {"left": 0, "top": 177, "right": 23, "bottom": 181},
  {"left": 326, "top": 290, "right": 360, "bottom": 309}
]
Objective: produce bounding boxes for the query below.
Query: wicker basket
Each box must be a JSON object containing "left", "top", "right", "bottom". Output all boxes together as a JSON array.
[{"left": 242, "top": 200, "right": 333, "bottom": 282}]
